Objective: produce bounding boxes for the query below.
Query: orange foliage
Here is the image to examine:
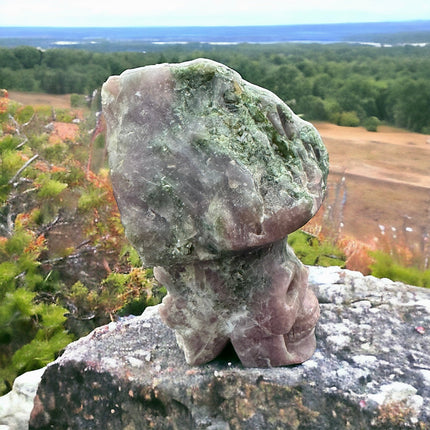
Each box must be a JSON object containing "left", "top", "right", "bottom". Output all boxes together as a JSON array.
[
  {"left": 85, "top": 169, "right": 117, "bottom": 206},
  {"left": 91, "top": 114, "right": 106, "bottom": 143},
  {"left": 82, "top": 167, "right": 124, "bottom": 259},
  {"left": 373, "top": 234, "right": 416, "bottom": 267},
  {"left": 24, "top": 234, "right": 47, "bottom": 255},
  {"left": 51, "top": 165, "right": 67, "bottom": 173},
  {"left": 34, "top": 160, "right": 51, "bottom": 172},
  {"left": 15, "top": 212, "right": 32, "bottom": 227},
  {"left": 117, "top": 268, "right": 148, "bottom": 303},
  {"left": 15, "top": 208, "right": 40, "bottom": 229},
  {"left": 305, "top": 206, "right": 378, "bottom": 274},
  {"left": 0, "top": 89, "right": 8, "bottom": 114},
  {"left": 34, "top": 159, "right": 67, "bottom": 173},
  {"left": 18, "top": 152, "right": 30, "bottom": 162},
  {"left": 304, "top": 205, "right": 376, "bottom": 274},
  {"left": 48, "top": 122, "right": 79, "bottom": 145},
  {"left": 2, "top": 123, "right": 15, "bottom": 134},
  {"left": 337, "top": 235, "right": 375, "bottom": 275}
]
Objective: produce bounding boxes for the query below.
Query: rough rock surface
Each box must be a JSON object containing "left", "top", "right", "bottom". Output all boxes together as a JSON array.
[
  {"left": 0, "top": 367, "right": 45, "bottom": 430},
  {"left": 29, "top": 266, "right": 430, "bottom": 429},
  {"left": 101, "top": 59, "right": 329, "bottom": 367},
  {"left": 102, "top": 58, "right": 328, "bottom": 264}
]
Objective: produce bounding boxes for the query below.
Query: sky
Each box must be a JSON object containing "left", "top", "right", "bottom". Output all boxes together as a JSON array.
[{"left": 1, "top": 0, "right": 430, "bottom": 27}]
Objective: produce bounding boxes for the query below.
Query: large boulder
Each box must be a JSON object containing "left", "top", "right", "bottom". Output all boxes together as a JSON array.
[{"left": 29, "top": 266, "right": 430, "bottom": 429}]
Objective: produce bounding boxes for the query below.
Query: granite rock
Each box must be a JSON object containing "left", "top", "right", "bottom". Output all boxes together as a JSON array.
[
  {"left": 29, "top": 266, "right": 430, "bottom": 429},
  {"left": 101, "top": 59, "right": 328, "bottom": 367}
]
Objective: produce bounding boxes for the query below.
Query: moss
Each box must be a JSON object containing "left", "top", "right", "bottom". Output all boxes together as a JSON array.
[
  {"left": 78, "top": 186, "right": 105, "bottom": 211},
  {"left": 376, "top": 400, "right": 422, "bottom": 428},
  {"left": 170, "top": 60, "right": 328, "bottom": 203},
  {"left": 37, "top": 178, "right": 68, "bottom": 198},
  {"left": 288, "top": 230, "right": 346, "bottom": 267}
]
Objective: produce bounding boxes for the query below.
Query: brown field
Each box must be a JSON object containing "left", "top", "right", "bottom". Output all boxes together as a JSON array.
[
  {"left": 314, "top": 122, "right": 430, "bottom": 255},
  {"left": 7, "top": 92, "right": 430, "bottom": 255},
  {"left": 8, "top": 91, "right": 72, "bottom": 108}
]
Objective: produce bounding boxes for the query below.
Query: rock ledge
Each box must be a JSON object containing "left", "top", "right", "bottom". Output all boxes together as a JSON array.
[{"left": 29, "top": 266, "right": 430, "bottom": 429}]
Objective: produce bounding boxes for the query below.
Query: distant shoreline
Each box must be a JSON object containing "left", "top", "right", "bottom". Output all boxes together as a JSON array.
[{"left": 1, "top": 21, "right": 430, "bottom": 50}]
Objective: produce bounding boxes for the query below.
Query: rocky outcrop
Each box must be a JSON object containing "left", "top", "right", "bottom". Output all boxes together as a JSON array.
[
  {"left": 102, "top": 59, "right": 329, "bottom": 367},
  {"left": 29, "top": 266, "right": 430, "bottom": 429}
]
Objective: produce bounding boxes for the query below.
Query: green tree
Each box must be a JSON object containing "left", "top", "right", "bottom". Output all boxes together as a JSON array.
[
  {"left": 0, "top": 87, "right": 168, "bottom": 395},
  {"left": 2, "top": 42, "right": 430, "bottom": 133},
  {"left": 388, "top": 78, "right": 430, "bottom": 132},
  {"left": 0, "top": 68, "right": 18, "bottom": 89},
  {"left": 13, "top": 70, "right": 38, "bottom": 92},
  {"left": 0, "top": 49, "right": 22, "bottom": 70},
  {"left": 312, "top": 73, "right": 332, "bottom": 98},
  {"left": 338, "top": 111, "right": 360, "bottom": 127},
  {"left": 41, "top": 69, "right": 66, "bottom": 94},
  {"left": 12, "top": 46, "right": 42, "bottom": 69},
  {"left": 363, "top": 116, "right": 380, "bottom": 132},
  {"left": 297, "top": 95, "right": 328, "bottom": 121}
]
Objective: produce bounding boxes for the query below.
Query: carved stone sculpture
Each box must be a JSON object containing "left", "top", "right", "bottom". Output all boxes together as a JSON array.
[{"left": 102, "top": 58, "right": 329, "bottom": 367}]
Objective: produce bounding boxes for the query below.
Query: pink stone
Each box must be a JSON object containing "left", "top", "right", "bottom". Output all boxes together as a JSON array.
[{"left": 102, "top": 59, "right": 328, "bottom": 367}]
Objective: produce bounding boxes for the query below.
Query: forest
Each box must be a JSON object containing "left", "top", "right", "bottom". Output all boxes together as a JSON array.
[{"left": 1, "top": 42, "right": 430, "bottom": 133}]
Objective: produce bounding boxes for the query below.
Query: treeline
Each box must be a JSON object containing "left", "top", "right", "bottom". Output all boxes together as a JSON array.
[{"left": 1, "top": 43, "right": 430, "bottom": 132}]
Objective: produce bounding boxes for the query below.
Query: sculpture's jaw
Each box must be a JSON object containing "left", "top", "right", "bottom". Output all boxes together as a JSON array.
[{"left": 156, "top": 240, "right": 319, "bottom": 368}]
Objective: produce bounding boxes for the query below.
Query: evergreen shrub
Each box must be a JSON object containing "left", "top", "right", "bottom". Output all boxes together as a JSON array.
[{"left": 363, "top": 116, "right": 380, "bottom": 132}]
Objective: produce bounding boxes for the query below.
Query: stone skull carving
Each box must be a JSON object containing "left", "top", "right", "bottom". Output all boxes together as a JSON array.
[{"left": 102, "top": 58, "right": 328, "bottom": 367}]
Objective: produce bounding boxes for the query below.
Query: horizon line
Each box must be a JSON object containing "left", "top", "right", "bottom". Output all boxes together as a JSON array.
[{"left": 1, "top": 19, "right": 430, "bottom": 29}]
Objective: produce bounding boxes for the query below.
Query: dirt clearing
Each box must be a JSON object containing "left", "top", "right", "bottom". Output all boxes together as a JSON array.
[
  {"left": 314, "top": 122, "right": 430, "bottom": 253},
  {"left": 8, "top": 91, "right": 72, "bottom": 108}
]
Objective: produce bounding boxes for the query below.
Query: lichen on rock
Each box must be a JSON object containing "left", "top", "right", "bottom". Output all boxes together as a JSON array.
[
  {"left": 101, "top": 58, "right": 328, "bottom": 367},
  {"left": 28, "top": 267, "right": 430, "bottom": 429}
]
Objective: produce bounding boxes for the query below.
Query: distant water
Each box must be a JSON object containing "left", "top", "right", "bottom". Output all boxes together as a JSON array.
[{"left": 1, "top": 21, "right": 430, "bottom": 49}]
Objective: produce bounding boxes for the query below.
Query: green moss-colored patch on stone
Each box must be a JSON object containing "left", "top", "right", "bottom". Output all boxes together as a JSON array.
[
  {"left": 169, "top": 59, "right": 327, "bottom": 206},
  {"left": 103, "top": 58, "right": 328, "bottom": 262}
]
